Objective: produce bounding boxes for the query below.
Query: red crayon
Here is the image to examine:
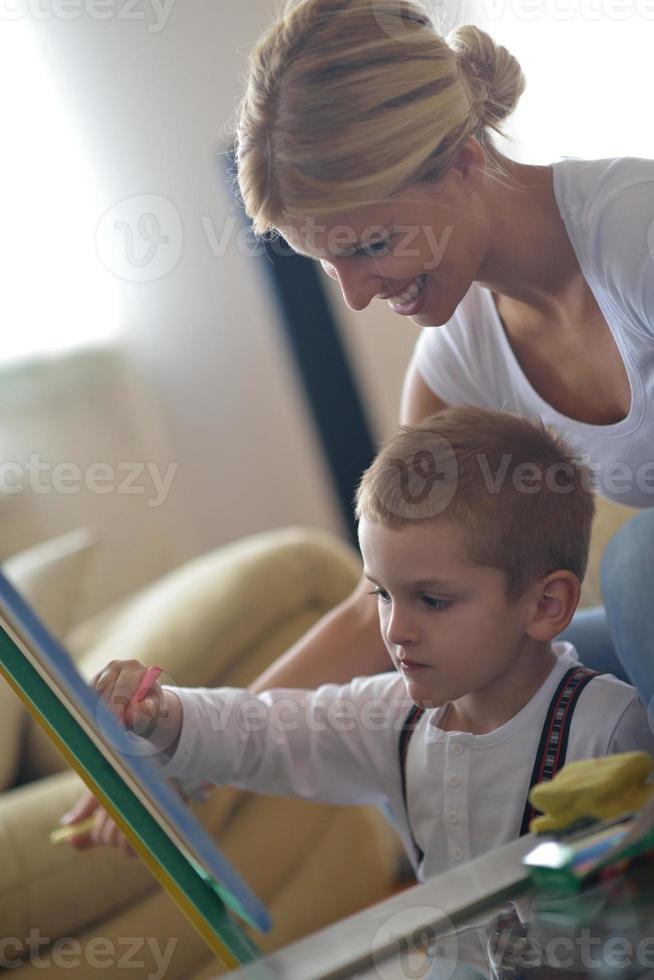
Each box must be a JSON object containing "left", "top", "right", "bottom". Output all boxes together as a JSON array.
[{"left": 126, "top": 665, "right": 163, "bottom": 718}]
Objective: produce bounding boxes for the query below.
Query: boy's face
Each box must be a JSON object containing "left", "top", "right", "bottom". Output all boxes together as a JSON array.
[{"left": 358, "top": 517, "right": 535, "bottom": 708}]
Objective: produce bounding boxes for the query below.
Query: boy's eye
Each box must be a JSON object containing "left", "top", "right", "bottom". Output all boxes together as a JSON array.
[
  {"left": 422, "top": 596, "right": 452, "bottom": 612},
  {"left": 368, "top": 587, "right": 390, "bottom": 604},
  {"left": 368, "top": 589, "right": 452, "bottom": 612}
]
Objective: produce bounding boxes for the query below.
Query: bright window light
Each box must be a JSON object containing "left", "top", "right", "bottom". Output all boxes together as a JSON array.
[
  {"left": 0, "top": 21, "right": 121, "bottom": 366},
  {"left": 468, "top": 2, "right": 654, "bottom": 163}
]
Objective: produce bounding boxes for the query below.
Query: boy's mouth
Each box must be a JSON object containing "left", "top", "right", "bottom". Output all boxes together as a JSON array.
[{"left": 399, "top": 658, "right": 429, "bottom": 673}]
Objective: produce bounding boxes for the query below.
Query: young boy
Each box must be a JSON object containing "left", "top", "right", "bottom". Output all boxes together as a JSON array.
[{"left": 74, "top": 407, "right": 654, "bottom": 880}]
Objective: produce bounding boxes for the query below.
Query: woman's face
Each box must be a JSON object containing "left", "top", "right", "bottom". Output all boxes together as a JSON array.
[{"left": 278, "top": 146, "right": 490, "bottom": 327}]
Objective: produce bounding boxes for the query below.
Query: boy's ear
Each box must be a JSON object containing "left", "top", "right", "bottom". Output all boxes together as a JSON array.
[{"left": 525, "top": 571, "right": 581, "bottom": 642}]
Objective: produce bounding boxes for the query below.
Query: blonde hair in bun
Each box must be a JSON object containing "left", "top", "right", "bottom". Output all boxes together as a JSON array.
[
  {"left": 230, "top": 0, "right": 528, "bottom": 236},
  {"left": 447, "top": 24, "right": 527, "bottom": 135}
]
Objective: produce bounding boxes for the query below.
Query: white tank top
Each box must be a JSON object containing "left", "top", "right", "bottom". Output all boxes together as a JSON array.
[{"left": 412, "top": 155, "right": 654, "bottom": 508}]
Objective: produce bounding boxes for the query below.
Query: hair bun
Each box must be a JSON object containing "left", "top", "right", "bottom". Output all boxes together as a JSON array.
[{"left": 446, "top": 24, "right": 526, "bottom": 129}]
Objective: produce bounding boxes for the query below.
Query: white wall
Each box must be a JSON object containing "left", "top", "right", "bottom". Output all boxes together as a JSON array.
[{"left": 465, "top": 0, "right": 654, "bottom": 163}]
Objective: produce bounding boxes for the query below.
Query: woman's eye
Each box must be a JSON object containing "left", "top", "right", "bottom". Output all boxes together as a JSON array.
[
  {"left": 422, "top": 596, "right": 452, "bottom": 611},
  {"left": 359, "top": 239, "right": 391, "bottom": 257},
  {"left": 368, "top": 588, "right": 391, "bottom": 604}
]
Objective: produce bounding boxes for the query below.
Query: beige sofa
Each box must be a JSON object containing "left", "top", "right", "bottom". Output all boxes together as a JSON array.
[
  {"left": 0, "top": 526, "right": 402, "bottom": 977},
  {"left": 0, "top": 497, "right": 639, "bottom": 976}
]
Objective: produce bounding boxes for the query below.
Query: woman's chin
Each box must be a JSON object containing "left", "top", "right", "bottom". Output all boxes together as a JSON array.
[
  {"left": 411, "top": 282, "right": 456, "bottom": 327},
  {"left": 411, "top": 298, "right": 445, "bottom": 327},
  {"left": 411, "top": 309, "right": 435, "bottom": 326}
]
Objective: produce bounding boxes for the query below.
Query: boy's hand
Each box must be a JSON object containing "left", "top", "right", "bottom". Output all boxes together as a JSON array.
[
  {"left": 59, "top": 788, "right": 137, "bottom": 856},
  {"left": 59, "top": 779, "right": 191, "bottom": 854},
  {"left": 89, "top": 658, "right": 183, "bottom": 756},
  {"left": 58, "top": 659, "right": 184, "bottom": 853}
]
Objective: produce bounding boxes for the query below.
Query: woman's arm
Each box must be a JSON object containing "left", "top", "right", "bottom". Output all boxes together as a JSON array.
[
  {"left": 398, "top": 360, "right": 450, "bottom": 429},
  {"left": 249, "top": 366, "right": 449, "bottom": 693},
  {"left": 249, "top": 573, "right": 387, "bottom": 692}
]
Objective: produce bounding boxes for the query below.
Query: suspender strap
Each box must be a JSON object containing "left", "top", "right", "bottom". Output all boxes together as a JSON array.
[
  {"left": 519, "top": 665, "right": 598, "bottom": 837},
  {"left": 398, "top": 703, "right": 426, "bottom": 865}
]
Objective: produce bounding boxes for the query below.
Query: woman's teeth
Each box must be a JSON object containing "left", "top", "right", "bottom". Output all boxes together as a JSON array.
[{"left": 388, "top": 274, "right": 427, "bottom": 310}]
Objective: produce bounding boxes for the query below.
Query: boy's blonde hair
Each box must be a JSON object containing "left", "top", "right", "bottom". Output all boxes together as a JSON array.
[
  {"left": 230, "top": 0, "right": 527, "bottom": 236},
  {"left": 355, "top": 407, "right": 596, "bottom": 603}
]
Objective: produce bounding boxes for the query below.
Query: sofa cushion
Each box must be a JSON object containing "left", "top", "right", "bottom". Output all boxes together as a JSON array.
[
  {"left": 3, "top": 526, "right": 98, "bottom": 640},
  {"left": 74, "top": 525, "right": 361, "bottom": 686}
]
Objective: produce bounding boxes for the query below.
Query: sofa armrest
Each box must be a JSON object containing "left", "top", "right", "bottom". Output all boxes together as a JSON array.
[
  {"left": 20, "top": 526, "right": 362, "bottom": 781},
  {"left": 580, "top": 497, "right": 639, "bottom": 608}
]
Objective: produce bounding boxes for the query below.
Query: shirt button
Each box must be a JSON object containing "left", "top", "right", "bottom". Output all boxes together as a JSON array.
[
  {"left": 453, "top": 744, "right": 464, "bottom": 756},
  {"left": 452, "top": 849, "right": 464, "bottom": 861},
  {"left": 448, "top": 774, "right": 461, "bottom": 787},
  {"left": 447, "top": 812, "right": 459, "bottom": 825}
]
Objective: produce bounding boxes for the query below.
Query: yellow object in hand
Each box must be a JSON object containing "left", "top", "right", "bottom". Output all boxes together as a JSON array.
[
  {"left": 529, "top": 752, "right": 654, "bottom": 833},
  {"left": 50, "top": 815, "right": 98, "bottom": 844}
]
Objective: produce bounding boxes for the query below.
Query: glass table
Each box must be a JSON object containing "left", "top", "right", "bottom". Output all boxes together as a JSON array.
[{"left": 226, "top": 834, "right": 654, "bottom": 980}]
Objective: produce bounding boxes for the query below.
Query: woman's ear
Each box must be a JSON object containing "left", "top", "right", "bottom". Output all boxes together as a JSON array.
[
  {"left": 525, "top": 571, "right": 581, "bottom": 642},
  {"left": 451, "top": 137, "right": 486, "bottom": 187}
]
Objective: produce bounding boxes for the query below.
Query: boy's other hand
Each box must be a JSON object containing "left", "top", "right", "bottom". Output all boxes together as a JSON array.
[
  {"left": 89, "top": 658, "right": 183, "bottom": 756},
  {"left": 58, "top": 788, "right": 137, "bottom": 856},
  {"left": 59, "top": 778, "right": 190, "bottom": 855}
]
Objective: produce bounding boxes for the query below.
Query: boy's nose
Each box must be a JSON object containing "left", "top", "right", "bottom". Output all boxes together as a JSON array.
[{"left": 385, "top": 607, "right": 419, "bottom": 649}]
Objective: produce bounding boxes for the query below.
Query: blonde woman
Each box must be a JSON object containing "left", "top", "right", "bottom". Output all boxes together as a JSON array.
[{"left": 236, "top": 0, "right": 654, "bottom": 703}]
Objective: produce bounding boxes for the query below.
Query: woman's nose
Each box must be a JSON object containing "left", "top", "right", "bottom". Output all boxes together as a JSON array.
[{"left": 320, "top": 260, "right": 379, "bottom": 312}]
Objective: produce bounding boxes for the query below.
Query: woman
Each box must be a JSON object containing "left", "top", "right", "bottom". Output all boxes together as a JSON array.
[{"left": 236, "top": 0, "right": 654, "bottom": 702}]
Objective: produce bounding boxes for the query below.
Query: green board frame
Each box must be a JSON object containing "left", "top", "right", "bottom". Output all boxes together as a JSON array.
[{"left": 0, "top": 570, "right": 268, "bottom": 969}]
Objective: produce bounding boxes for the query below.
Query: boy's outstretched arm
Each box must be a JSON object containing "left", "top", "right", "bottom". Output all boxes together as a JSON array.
[
  {"left": 58, "top": 593, "right": 390, "bottom": 852},
  {"left": 156, "top": 675, "right": 404, "bottom": 808},
  {"left": 60, "top": 661, "right": 405, "bottom": 850}
]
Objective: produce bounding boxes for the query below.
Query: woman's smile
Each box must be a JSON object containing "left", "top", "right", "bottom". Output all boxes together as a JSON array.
[{"left": 386, "top": 273, "right": 428, "bottom": 315}]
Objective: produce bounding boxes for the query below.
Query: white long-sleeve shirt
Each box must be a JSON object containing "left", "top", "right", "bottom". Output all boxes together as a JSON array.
[{"left": 159, "top": 642, "right": 654, "bottom": 880}]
